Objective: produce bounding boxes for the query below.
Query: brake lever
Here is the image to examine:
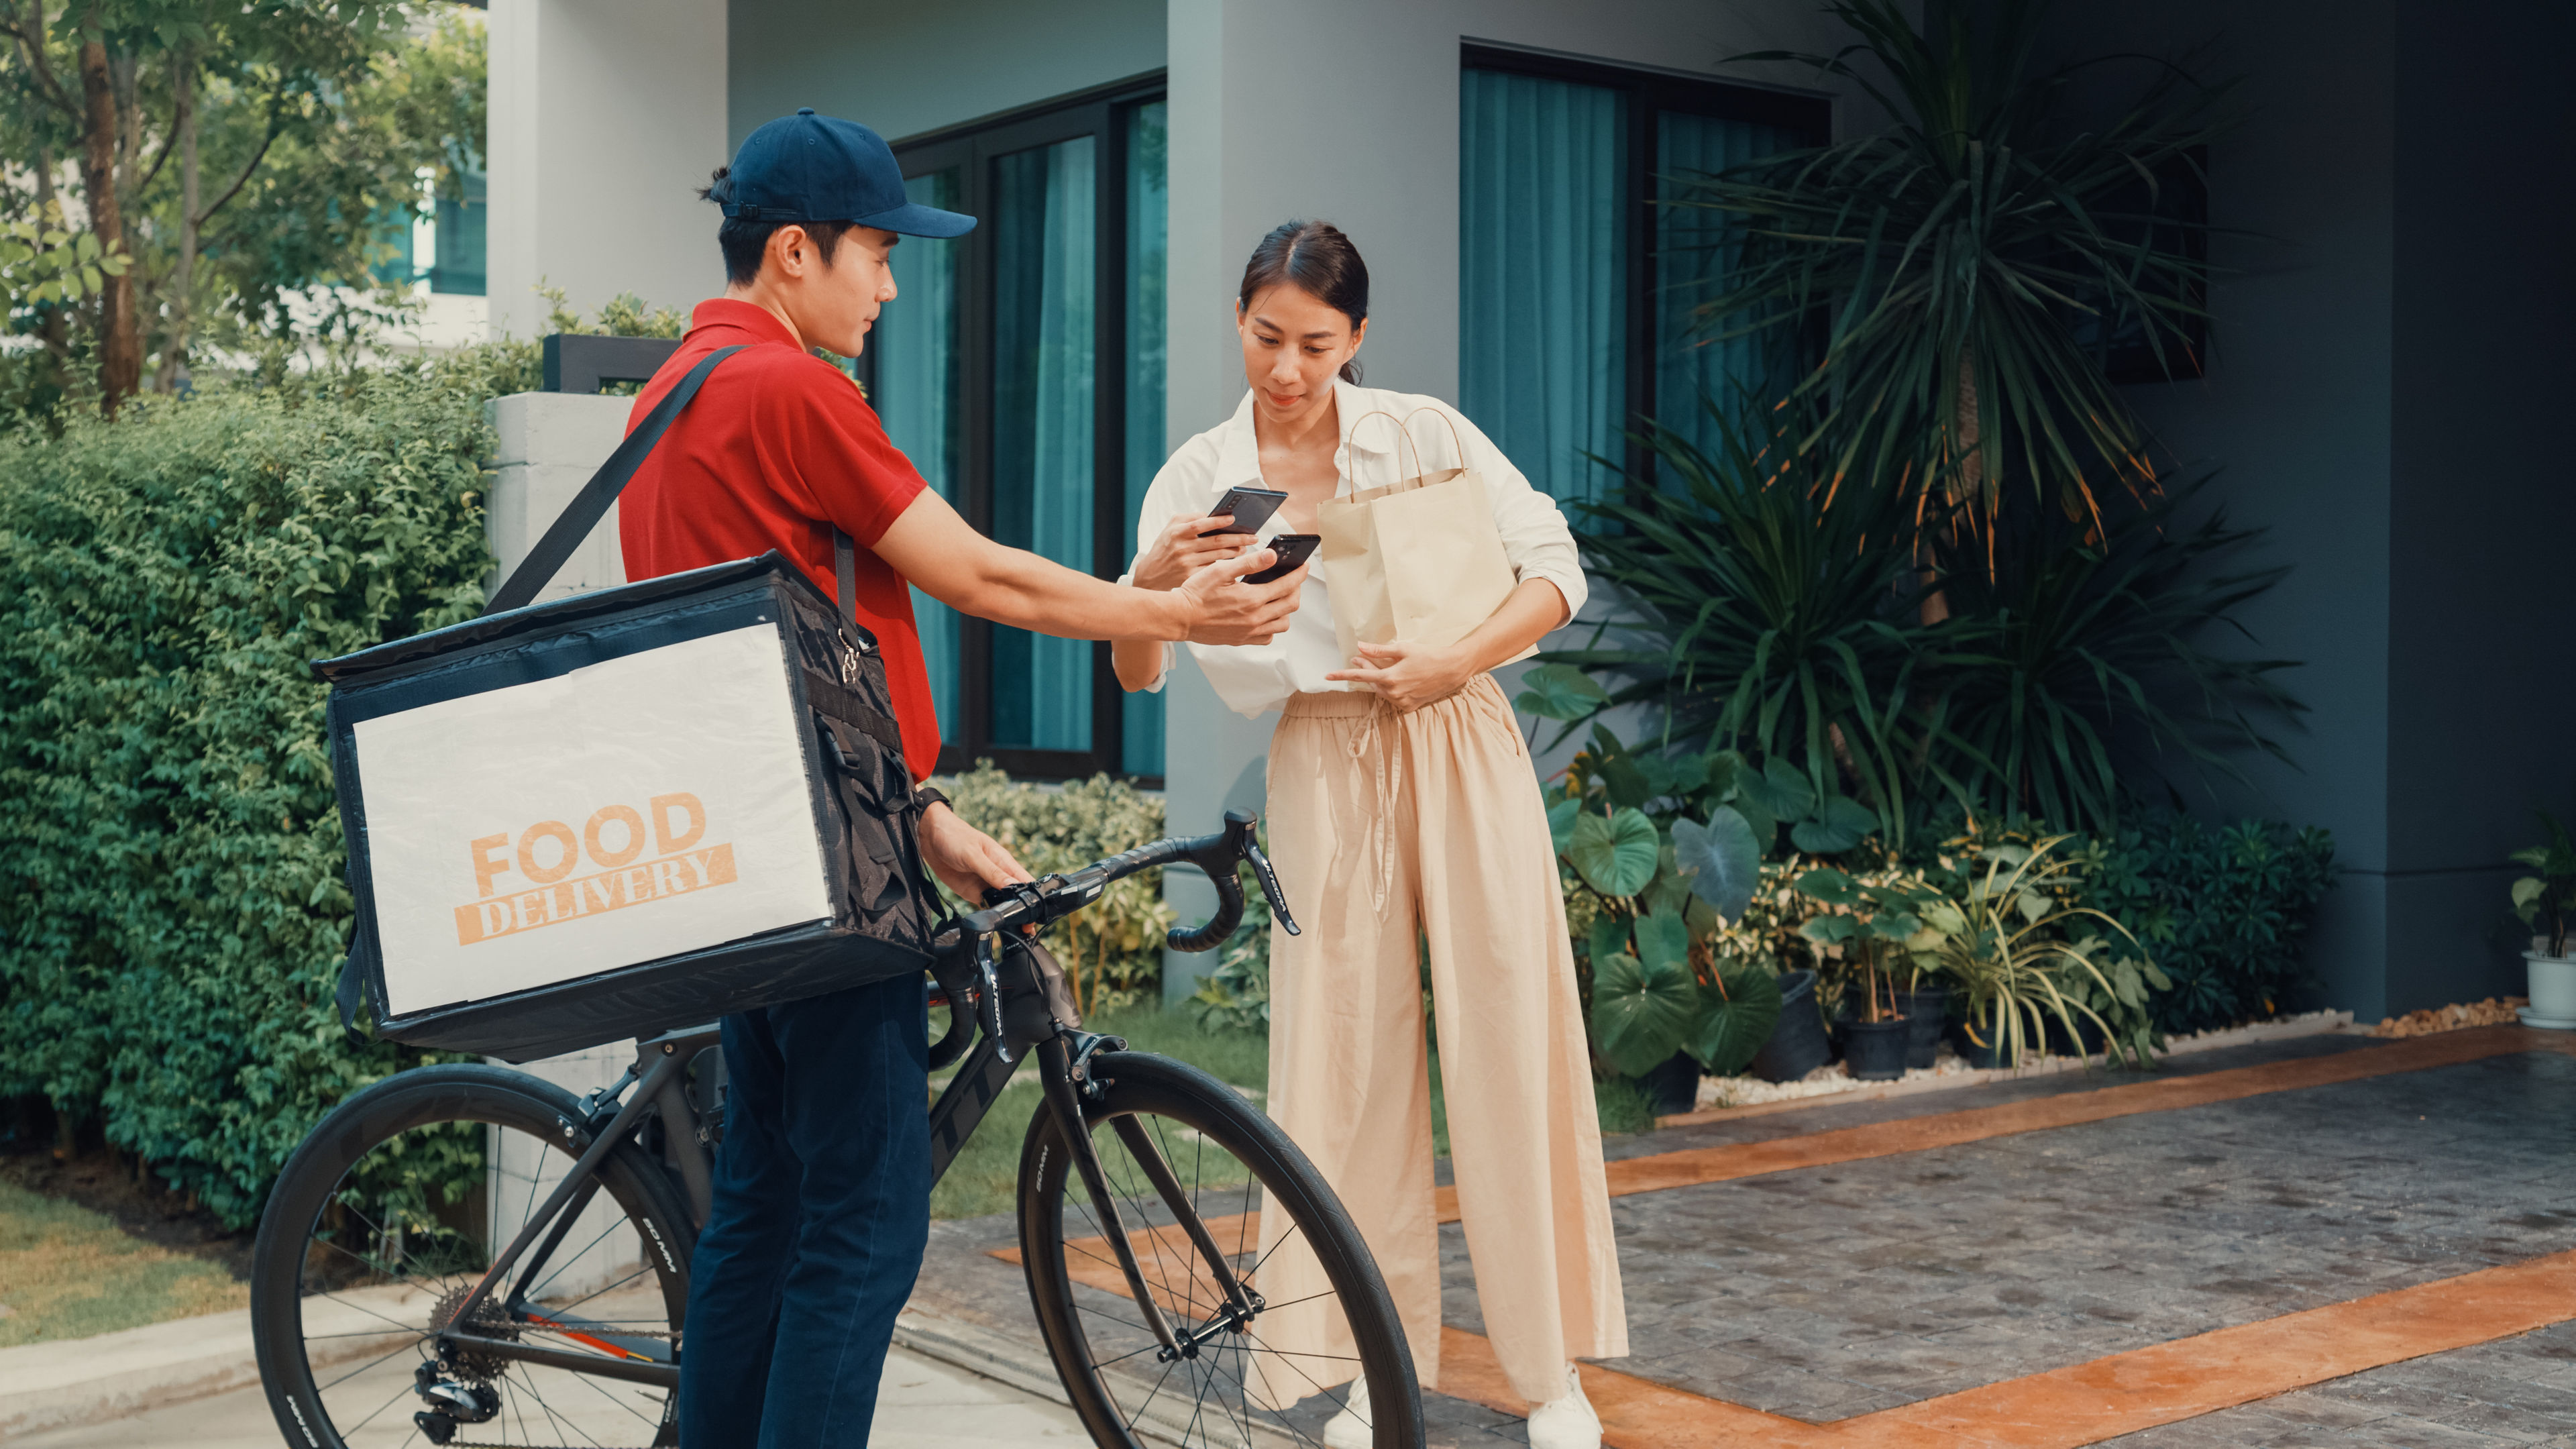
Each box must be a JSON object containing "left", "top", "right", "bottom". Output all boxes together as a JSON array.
[
  {"left": 972, "top": 933, "right": 1014, "bottom": 1064},
  {"left": 1240, "top": 835, "right": 1299, "bottom": 936}
]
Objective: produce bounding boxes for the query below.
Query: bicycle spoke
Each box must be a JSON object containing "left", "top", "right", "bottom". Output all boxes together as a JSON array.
[
  {"left": 517, "top": 1212, "right": 635, "bottom": 1303},
  {"left": 570, "top": 1359, "right": 666, "bottom": 1430},
  {"left": 312, "top": 1332, "right": 429, "bottom": 1394},
  {"left": 340, "top": 1376, "right": 423, "bottom": 1436}
]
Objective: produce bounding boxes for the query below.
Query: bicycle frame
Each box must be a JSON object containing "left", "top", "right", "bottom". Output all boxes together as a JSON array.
[
  {"left": 423, "top": 897, "right": 1280, "bottom": 1390},
  {"left": 406, "top": 808, "right": 1299, "bottom": 1396}
]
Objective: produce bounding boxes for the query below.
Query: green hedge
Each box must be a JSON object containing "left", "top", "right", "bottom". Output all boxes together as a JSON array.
[
  {"left": 2078, "top": 816, "right": 2339, "bottom": 1036},
  {"left": 0, "top": 360, "right": 507, "bottom": 1226}
]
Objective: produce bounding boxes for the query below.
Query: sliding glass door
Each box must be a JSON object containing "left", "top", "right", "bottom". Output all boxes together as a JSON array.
[
  {"left": 1459, "top": 48, "right": 1827, "bottom": 499},
  {"left": 867, "top": 79, "right": 1166, "bottom": 782}
]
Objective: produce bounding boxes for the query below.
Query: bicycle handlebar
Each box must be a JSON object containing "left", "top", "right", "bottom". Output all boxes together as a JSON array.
[
  {"left": 945, "top": 808, "right": 1299, "bottom": 951},
  {"left": 923, "top": 810, "right": 1297, "bottom": 1071}
]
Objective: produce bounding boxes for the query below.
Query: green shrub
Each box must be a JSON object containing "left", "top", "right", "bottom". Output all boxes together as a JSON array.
[
  {"left": 931, "top": 763, "right": 1173, "bottom": 1014},
  {"left": 2076, "top": 816, "right": 2337, "bottom": 1036},
  {"left": 0, "top": 356, "right": 503, "bottom": 1226}
]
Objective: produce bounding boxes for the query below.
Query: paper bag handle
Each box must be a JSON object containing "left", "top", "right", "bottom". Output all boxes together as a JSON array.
[{"left": 1346, "top": 407, "right": 1470, "bottom": 493}]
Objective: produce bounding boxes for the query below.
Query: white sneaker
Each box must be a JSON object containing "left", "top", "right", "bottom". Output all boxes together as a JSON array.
[
  {"left": 1322, "top": 1375, "right": 1372, "bottom": 1449},
  {"left": 1524, "top": 1362, "right": 1601, "bottom": 1449}
]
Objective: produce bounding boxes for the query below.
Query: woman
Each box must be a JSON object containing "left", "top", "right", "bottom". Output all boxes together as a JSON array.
[{"left": 1114, "top": 221, "right": 1626, "bottom": 1449}]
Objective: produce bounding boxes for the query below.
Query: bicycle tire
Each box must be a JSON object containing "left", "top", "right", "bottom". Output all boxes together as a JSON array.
[
  {"left": 1017, "top": 1051, "right": 1424, "bottom": 1449},
  {"left": 251, "top": 1065, "right": 696, "bottom": 1448}
]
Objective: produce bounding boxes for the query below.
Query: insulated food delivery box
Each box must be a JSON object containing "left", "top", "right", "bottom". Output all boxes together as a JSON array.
[{"left": 313, "top": 348, "right": 941, "bottom": 1061}]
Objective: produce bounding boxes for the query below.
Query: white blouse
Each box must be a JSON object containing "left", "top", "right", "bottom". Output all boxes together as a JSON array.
[{"left": 1124, "top": 380, "right": 1589, "bottom": 718}]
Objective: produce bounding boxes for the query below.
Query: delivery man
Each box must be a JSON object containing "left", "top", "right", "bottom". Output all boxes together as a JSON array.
[{"left": 614, "top": 109, "right": 1305, "bottom": 1448}]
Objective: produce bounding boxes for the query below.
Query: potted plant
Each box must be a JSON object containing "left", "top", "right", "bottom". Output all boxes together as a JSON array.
[
  {"left": 1545, "top": 748, "right": 1785, "bottom": 1111},
  {"left": 1533, "top": 716, "right": 1878, "bottom": 1106},
  {"left": 2510, "top": 812, "right": 2576, "bottom": 1029},
  {"left": 1795, "top": 870, "right": 1947, "bottom": 1079},
  {"left": 1923, "top": 837, "right": 2157, "bottom": 1069}
]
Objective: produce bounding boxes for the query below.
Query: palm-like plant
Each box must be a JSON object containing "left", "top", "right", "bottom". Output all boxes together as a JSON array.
[
  {"left": 1557, "top": 396, "right": 1934, "bottom": 843},
  {"left": 1930, "top": 836, "right": 2155, "bottom": 1068},
  {"left": 1929, "top": 481, "right": 2306, "bottom": 834},
  {"left": 1671, "top": 0, "right": 2231, "bottom": 550}
]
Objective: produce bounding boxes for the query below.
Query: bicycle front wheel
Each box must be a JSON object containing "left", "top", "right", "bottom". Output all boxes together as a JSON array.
[
  {"left": 250, "top": 1064, "right": 695, "bottom": 1448},
  {"left": 1018, "top": 1050, "right": 1423, "bottom": 1449}
]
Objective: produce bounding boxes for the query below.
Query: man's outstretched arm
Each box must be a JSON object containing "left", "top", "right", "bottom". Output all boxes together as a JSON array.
[{"left": 873, "top": 489, "right": 1304, "bottom": 647}]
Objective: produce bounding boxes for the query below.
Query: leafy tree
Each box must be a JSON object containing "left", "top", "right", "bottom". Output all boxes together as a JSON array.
[{"left": 0, "top": 1, "right": 482, "bottom": 413}]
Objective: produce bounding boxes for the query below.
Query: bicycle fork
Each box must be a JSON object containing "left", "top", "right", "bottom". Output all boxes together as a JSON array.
[{"left": 1032, "top": 1030, "right": 1263, "bottom": 1365}]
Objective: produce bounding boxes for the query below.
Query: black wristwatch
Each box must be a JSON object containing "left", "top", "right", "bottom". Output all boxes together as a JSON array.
[{"left": 913, "top": 783, "right": 952, "bottom": 815}]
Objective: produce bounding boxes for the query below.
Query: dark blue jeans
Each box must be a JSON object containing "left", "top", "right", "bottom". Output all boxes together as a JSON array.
[{"left": 678, "top": 975, "right": 930, "bottom": 1448}]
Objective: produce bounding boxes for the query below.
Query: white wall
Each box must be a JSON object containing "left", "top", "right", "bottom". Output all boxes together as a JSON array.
[{"left": 488, "top": 0, "right": 731, "bottom": 340}]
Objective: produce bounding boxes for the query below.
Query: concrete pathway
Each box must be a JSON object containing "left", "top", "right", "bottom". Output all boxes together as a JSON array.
[
  {"left": 907, "top": 1024, "right": 2576, "bottom": 1447},
  {"left": 3, "top": 1343, "right": 1091, "bottom": 1448}
]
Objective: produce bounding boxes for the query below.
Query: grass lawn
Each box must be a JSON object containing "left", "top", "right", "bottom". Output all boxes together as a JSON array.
[
  {"left": 0, "top": 1177, "right": 247, "bottom": 1347},
  {"left": 925, "top": 1005, "right": 1659, "bottom": 1222}
]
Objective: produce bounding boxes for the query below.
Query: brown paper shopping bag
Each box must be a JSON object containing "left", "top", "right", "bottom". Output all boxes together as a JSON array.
[{"left": 1316, "top": 409, "right": 1531, "bottom": 666}]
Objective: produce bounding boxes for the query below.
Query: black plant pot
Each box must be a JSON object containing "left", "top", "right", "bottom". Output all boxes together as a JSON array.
[
  {"left": 1637, "top": 1051, "right": 1703, "bottom": 1116},
  {"left": 1837, "top": 1017, "right": 1911, "bottom": 1081},
  {"left": 1891, "top": 985, "right": 1949, "bottom": 1070},
  {"left": 1748, "top": 969, "right": 1833, "bottom": 1083},
  {"left": 2045, "top": 1012, "right": 2111, "bottom": 1058},
  {"left": 1945, "top": 1018, "right": 2012, "bottom": 1070}
]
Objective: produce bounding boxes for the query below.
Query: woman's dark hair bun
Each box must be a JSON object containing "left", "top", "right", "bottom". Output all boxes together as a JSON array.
[{"left": 1238, "top": 220, "right": 1369, "bottom": 384}]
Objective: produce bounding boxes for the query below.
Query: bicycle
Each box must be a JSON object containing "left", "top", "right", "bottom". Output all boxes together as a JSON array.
[{"left": 249, "top": 809, "right": 1423, "bottom": 1449}]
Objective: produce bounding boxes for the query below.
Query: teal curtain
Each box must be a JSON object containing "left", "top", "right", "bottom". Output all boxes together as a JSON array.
[
  {"left": 1656, "top": 111, "right": 1798, "bottom": 463},
  {"left": 1458, "top": 69, "right": 1627, "bottom": 506},
  {"left": 877, "top": 168, "right": 963, "bottom": 742},
  {"left": 991, "top": 137, "right": 1097, "bottom": 751},
  {"left": 432, "top": 170, "right": 486, "bottom": 295},
  {"left": 1122, "top": 102, "right": 1168, "bottom": 777}
]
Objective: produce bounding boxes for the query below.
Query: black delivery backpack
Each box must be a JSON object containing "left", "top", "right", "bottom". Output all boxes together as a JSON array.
[{"left": 313, "top": 347, "right": 942, "bottom": 1062}]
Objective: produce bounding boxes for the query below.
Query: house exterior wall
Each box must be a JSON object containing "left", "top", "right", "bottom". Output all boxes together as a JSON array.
[
  {"left": 483, "top": 1, "right": 2554, "bottom": 1024},
  {"left": 2043, "top": 0, "right": 2576, "bottom": 1019},
  {"left": 486, "top": 0, "right": 730, "bottom": 340}
]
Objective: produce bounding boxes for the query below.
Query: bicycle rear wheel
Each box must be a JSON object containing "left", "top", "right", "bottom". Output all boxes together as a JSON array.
[
  {"left": 250, "top": 1065, "right": 694, "bottom": 1448},
  {"left": 1017, "top": 1050, "right": 1423, "bottom": 1449}
]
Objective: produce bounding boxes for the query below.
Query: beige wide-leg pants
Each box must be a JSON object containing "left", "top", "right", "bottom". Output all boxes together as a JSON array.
[{"left": 1252, "top": 676, "right": 1627, "bottom": 1407}]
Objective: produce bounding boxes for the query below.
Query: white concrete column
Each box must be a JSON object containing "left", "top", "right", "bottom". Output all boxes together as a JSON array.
[
  {"left": 488, "top": 0, "right": 729, "bottom": 341},
  {"left": 481, "top": 392, "right": 649, "bottom": 1248},
  {"left": 486, "top": 392, "right": 634, "bottom": 598}
]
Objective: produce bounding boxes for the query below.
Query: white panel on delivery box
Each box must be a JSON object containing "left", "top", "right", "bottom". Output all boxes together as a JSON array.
[{"left": 354, "top": 625, "right": 834, "bottom": 1017}]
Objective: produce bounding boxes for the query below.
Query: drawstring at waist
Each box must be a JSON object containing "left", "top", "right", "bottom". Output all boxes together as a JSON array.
[{"left": 1281, "top": 677, "right": 1521, "bottom": 918}]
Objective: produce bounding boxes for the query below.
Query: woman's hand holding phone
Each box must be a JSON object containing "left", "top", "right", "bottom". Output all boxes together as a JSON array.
[
  {"left": 1171, "top": 547, "right": 1306, "bottom": 645},
  {"left": 1133, "top": 510, "right": 1255, "bottom": 590}
]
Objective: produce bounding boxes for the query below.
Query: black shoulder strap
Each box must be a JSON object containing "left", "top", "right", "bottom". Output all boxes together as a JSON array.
[
  {"left": 483, "top": 343, "right": 749, "bottom": 616},
  {"left": 835, "top": 527, "right": 859, "bottom": 627}
]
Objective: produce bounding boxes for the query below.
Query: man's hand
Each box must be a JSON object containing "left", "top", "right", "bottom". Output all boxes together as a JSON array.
[
  {"left": 1325, "top": 639, "right": 1478, "bottom": 713},
  {"left": 918, "top": 802, "right": 1034, "bottom": 902},
  {"left": 1132, "top": 512, "right": 1253, "bottom": 591},
  {"left": 1170, "top": 548, "right": 1306, "bottom": 646}
]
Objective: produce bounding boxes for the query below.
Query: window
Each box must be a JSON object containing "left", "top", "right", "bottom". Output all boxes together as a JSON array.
[
  {"left": 866, "top": 77, "right": 1167, "bottom": 782},
  {"left": 1458, "top": 47, "right": 1827, "bottom": 502},
  {"left": 374, "top": 168, "right": 486, "bottom": 296}
]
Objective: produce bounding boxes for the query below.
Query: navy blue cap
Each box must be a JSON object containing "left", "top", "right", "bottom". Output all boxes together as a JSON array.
[{"left": 720, "top": 108, "right": 975, "bottom": 237}]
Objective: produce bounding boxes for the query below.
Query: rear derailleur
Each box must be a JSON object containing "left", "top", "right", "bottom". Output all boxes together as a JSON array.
[{"left": 411, "top": 1360, "right": 500, "bottom": 1444}]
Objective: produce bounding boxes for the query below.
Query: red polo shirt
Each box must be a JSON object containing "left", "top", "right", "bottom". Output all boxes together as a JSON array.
[{"left": 619, "top": 299, "right": 939, "bottom": 780}]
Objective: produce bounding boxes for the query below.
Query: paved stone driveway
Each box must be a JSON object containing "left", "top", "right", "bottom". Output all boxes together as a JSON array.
[{"left": 914, "top": 1030, "right": 2576, "bottom": 1446}]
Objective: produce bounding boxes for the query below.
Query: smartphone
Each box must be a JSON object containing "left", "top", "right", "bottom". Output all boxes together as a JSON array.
[
  {"left": 1241, "top": 533, "right": 1320, "bottom": 585},
  {"left": 1201, "top": 486, "right": 1289, "bottom": 537}
]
